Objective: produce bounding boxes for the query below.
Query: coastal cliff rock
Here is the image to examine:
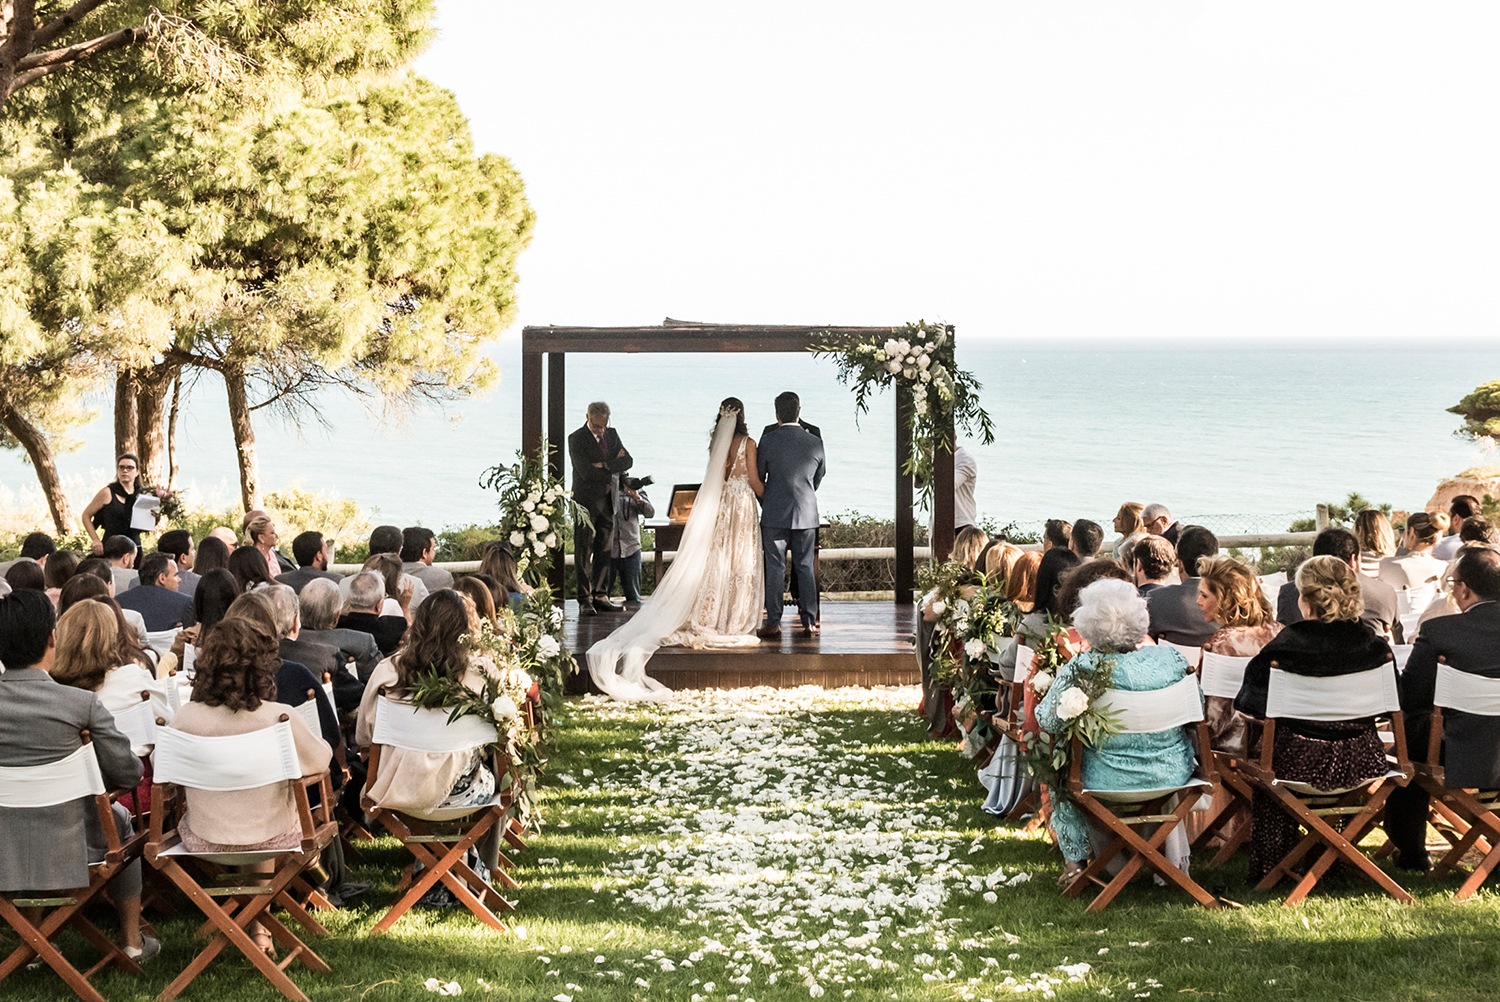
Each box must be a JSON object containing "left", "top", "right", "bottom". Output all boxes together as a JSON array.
[{"left": 1428, "top": 469, "right": 1500, "bottom": 512}]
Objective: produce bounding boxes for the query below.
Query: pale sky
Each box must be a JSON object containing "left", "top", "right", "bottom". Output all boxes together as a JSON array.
[{"left": 415, "top": 1, "right": 1500, "bottom": 343}]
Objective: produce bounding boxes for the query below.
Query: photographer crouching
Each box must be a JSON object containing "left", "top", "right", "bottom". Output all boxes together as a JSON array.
[{"left": 608, "top": 474, "right": 654, "bottom": 610}]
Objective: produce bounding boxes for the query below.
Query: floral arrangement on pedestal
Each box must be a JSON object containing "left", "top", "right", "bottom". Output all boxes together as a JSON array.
[
  {"left": 1020, "top": 644, "right": 1124, "bottom": 793},
  {"left": 479, "top": 448, "right": 588, "bottom": 585},
  {"left": 814, "top": 320, "right": 995, "bottom": 498},
  {"left": 919, "top": 560, "right": 1022, "bottom": 758}
]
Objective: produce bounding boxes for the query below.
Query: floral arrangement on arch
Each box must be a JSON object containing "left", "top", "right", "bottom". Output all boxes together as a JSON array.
[
  {"left": 479, "top": 448, "right": 588, "bottom": 585},
  {"left": 814, "top": 320, "right": 995, "bottom": 500},
  {"left": 1019, "top": 635, "right": 1124, "bottom": 793}
]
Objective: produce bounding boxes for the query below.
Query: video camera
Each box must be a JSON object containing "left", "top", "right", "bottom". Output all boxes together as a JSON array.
[{"left": 622, "top": 475, "right": 654, "bottom": 492}]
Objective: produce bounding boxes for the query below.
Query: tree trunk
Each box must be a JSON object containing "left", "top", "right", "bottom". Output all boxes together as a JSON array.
[
  {"left": 167, "top": 373, "right": 181, "bottom": 490},
  {"left": 0, "top": 395, "right": 76, "bottom": 535},
  {"left": 133, "top": 363, "right": 177, "bottom": 487},
  {"left": 223, "top": 364, "right": 260, "bottom": 512},
  {"left": 114, "top": 369, "right": 138, "bottom": 461}
]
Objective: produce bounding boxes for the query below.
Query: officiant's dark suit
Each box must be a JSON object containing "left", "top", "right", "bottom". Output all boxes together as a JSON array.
[
  {"left": 758, "top": 414, "right": 825, "bottom": 634},
  {"left": 1385, "top": 588, "right": 1500, "bottom": 868},
  {"left": 569, "top": 412, "right": 633, "bottom": 614}
]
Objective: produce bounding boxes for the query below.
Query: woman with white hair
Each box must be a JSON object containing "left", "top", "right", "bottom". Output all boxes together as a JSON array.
[{"left": 1036, "top": 578, "right": 1198, "bottom": 885}]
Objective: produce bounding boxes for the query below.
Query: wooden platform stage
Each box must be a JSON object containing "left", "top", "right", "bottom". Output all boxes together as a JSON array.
[{"left": 563, "top": 600, "right": 920, "bottom": 691}]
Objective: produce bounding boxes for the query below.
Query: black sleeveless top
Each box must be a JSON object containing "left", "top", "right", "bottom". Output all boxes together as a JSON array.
[{"left": 93, "top": 481, "right": 143, "bottom": 546}]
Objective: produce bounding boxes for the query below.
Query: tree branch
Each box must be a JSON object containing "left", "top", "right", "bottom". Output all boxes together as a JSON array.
[
  {"left": 32, "top": 0, "right": 111, "bottom": 48},
  {"left": 15, "top": 23, "right": 146, "bottom": 83}
]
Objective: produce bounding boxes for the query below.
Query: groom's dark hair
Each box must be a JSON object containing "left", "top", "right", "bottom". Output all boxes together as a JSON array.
[{"left": 775, "top": 392, "right": 799, "bottom": 424}]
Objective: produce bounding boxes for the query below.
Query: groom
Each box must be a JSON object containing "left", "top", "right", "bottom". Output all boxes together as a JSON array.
[{"left": 757, "top": 391, "right": 826, "bottom": 639}]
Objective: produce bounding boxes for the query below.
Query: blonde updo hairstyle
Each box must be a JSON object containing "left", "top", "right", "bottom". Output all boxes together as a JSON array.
[
  {"left": 1295, "top": 555, "right": 1364, "bottom": 623},
  {"left": 1198, "top": 557, "right": 1272, "bottom": 629}
]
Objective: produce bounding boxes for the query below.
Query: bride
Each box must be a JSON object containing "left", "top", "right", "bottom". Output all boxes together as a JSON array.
[{"left": 588, "top": 398, "right": 765, "bottom": 701}]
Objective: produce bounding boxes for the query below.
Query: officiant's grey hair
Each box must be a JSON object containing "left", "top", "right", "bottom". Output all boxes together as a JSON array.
[{"left": 587, "top": 401, "right": 610, "bottom": 419}]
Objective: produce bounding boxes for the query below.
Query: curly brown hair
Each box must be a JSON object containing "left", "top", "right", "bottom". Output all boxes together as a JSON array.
[
  {"left": 191, "top": 617, "right": 280, "bottom": 711},
  {"left": 391, "top": 590, "right": 472, "bottom": 696},
  {"left": 1199, "top": 557, "right": 1273, "bottom": 629}
]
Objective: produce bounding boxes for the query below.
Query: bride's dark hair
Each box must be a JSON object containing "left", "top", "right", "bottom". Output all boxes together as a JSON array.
[{"left": 714, "top": 398, "right": 749, "bottom": 441}]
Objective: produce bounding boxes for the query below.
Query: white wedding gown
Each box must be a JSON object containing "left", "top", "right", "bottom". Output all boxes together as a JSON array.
[{"left": 588, "top": 410, "right": 764, "bottom": 702}]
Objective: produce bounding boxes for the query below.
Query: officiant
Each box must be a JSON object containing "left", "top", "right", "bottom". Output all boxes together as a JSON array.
[{"left": 568, "top": 401, "right": 634, "bottom": 616}]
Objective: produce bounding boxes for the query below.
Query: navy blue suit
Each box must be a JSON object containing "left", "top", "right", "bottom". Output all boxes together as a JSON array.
[{"left": 757, "top": 423, "right": 825, "bottom": 629}]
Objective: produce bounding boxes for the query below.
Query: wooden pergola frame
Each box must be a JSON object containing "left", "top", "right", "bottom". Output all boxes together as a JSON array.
[{"left": 520, "top": 319, "right": 956, "bottom": 607}]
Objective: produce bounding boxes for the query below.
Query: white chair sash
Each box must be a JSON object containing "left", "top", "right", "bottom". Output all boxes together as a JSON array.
[
  {"left": 146, "top": 628, "right": 180, "bottom": 653},
  {"left": 112, "top": 697, "right": 158, "bottom": 753},
  {"left": 1016, "top": 644, "right": 1038, "bottom": 678},
  {"left": 1094, "top": 675, "right": 1204, "bottom": 734},
  {"left": 1198, "top": 651, "right": 1252, "bottom": 700},
  {"left": 295, "top": 699, "right": 321, "bottom": 735},
  {"left": 1265, "top": 666, "right": 1399, "bottom": 720},
  {"left": 1160, "top": 640, "right": 1203, "bottom": 669},
  {"left": 372, "top": 696, "right": 499, "bottom": 754},
  {"left": 1391, "top": 645, "right": 1415, "bottom": 673},
  {"left": 1434, "top": 663, "right": 1500, "bottom": 717},
  {"left": 1258, "top": 572, "right": 1287, "bottom": 611},
  {"left": 0, "top": 744, "right": 106, "bottom": 808},
  {"left": 154, "top": 721, "right": 302, "bottom": 791}
]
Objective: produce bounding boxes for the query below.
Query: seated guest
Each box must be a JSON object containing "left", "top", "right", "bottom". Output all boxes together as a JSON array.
[
  {"left": 1379, "top": 512, "right": 1447, "bottom": 592},
  {"left": 222, "top": 592, "right": 344, "bottom": 760},
  {"left": 1197, "top": 557, "right": 1281, "bottom": 753},
  {"left": 1147, "top": 526, "right": 1220, "bottom": 646},
  {"left": 1131, "top": 535, "right": 1176, "bottom": 597},
  {"left": 277, "top": 531, "right": 342, "bottom": 593},
  {"left": 168, "top": 617, "right": 330, "bottom": 956},
  {"left": 454, "top": 576, "right": 499, "bottom": 625},
  {"left": 337, "top": 571, "right": 409, "bottom": 655},
  {"left": 103, "top": 534, "right": 139, "bottom": 594},
  {"left": 228, "top": 544, "right": 277, "bottom": 593},
  {"left": 1069, "top": 519, "right": 1104, "bottom": 559},
  {"left": 71, "top": 557, "right": 150, "bottom": 647},
  {"left": 1037, "top": 579, "right": 1197, "bottom": 885},
  {"left": 339, "top": 525, "right": 430, "bottom": 608},
  {"left": 1112, "top": 502, "right": 1147, "bottom": 561},
  {"left": 996, "top": 548, "right": 1081, "bottom": 681},
  {"left": 1004, "top": 551, "right": 1042, "bottom": 615},
  {"left": 193, "top": 534, "right": 232, "bottom": 577},
  {"left": 982, "top": 541, "right": 1022, "bottom": 589},
  {"left": 357, "top": 590, "right": 505, "bottom": 870},
  {"left": 1434, "top": 495, "right": 1483, "bottom": 561},
  {"left": 43, "top": 550, "right": 78, "bottom": 606},
  {"left": 1278, "top": 527, "right": 1400, "bottom": 642},
  {"left": 1235, "top": 555, "right": 1395, "bottom": 884},
  {"left": 479, "top": 544, "right": 531, "bottom": 609},
  {"left": 169, "top": 568, "right": 241, "bottom": 666},
  {"left": 52, "top": 600, "right": 175, "bottom": 753},
  {"left": 116, "top": 552, "right": 195, "bottom": 632},
  {"left": 1042, "top": 519, "right": 1072, "bottom": 552},
  {"left": 1056, "top": 558, "right": 1132, "bottom": 621},
  {"left": 1353, "top": 509, "right": 1396, "bottom": 577},
  {"left": 0, "top": 531, "right": 55, "bottom": 582},
  {"left": 1387, "top": 548, "right": 1500, "bottom": 870},
  {"left": 0, "top": 590, "right": 156, "bottom": 962},
  {"left": 5, "top": 558, "right": 46, "bottom": 593},
  {"left": 207, "top": 526, "right": 239, "bottom": 551},
  {"left": 156, "top": 529, "right": 200, "bottom": 599},
  {"left": 363, "top": 552, "right": 418, "bottom": 620},
  {"left": 1142, "top": 503, "right": 1182, "bottom": 546},
  {"left": 298, "top": 578, "right": 382, "bottom": 690},
  {"left": 1414, "top": 528, "right": 1500, "bottom": 636},
  {"left": 402, "top": 526, "right": 454, "bottom": 593},
  {"left": 241, "top": 514, "right": 285, "bottom": 582},
  {"left": 263, "top": 584, "right": 344, "bottom": 690},
  {"left": 952, "top": 526, "right": 988, "bottom": 572}
]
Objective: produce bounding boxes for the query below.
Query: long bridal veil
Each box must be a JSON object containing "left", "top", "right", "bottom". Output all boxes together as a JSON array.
[{"left": 587, "top": 408, "right": 741, "bottom": 702}]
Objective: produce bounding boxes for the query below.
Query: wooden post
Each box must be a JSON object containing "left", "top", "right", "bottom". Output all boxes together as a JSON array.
[
  {"left": 521, "top": 351, "right": 543, "bottom": 463},
  {"left": 547, "top": 353, "right": 567, "bottom": 601},
  {"left": 932, "top": 406, "right": 956, "bottom": 564},
  {"left": 895, "top": 385, "right": 914, "bottom": 606}
]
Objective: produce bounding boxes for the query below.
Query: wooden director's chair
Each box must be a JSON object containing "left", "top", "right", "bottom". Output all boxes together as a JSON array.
[
  {"left": 363, "top": 697, "right": 525, "bottom": 936},
  {"left": 0, "top": 733, "right": 147, "bottom": 1002},
  {"left": 1188, "top": 651, "right": 1259, "bottom": 867},
  {"left": 147, "top": 716, "right": 337, "bottom": 1002},
  {"left": 1061, "top": 675, "right": 1221, "bottom": 912},
  {"left": 1239, "top": 665, "right": 1414, "bottom": 906}
]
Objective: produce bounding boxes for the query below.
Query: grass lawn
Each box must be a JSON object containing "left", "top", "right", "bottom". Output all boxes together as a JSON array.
[{"left": 7, "top": 684, "right": 1500, "bottom": 1002}]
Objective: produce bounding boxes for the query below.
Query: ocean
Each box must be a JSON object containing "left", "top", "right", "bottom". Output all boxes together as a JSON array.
[{"left": 1, "top": 339, "right": 1496, "bottom": 535}]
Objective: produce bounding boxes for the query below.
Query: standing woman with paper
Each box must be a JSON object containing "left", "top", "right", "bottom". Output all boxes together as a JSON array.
[{"left": 82, "top": 452, "right": 149, "bottom": 554}]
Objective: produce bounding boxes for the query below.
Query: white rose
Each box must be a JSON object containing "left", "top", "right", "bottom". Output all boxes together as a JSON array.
[
  {"left": 530, "top": 514, "right": 549, "bottom": 533},
  {"left": 527, "top": 491, "right": 541, "bottom": 504},
  {"left": 1056, "top": 686, "right": 1090, "bottom": 720},
  {"left": 509, "top": 531, "right": 525, "bottom": 547},
  {"left": 917, "top": 354, "right": 930, "bottom": 370},
  {"left": 930, "top": 599, "right": 946, "bottom": 616},
  {"left": 533, "top": 540, "right": 547, "bottom": 556},
  {"left": 887, "top": 360, "right": 902, "bottom": 374},
  {"left": 545, "top": 487, "right": 558, "bottom": 500},
  {"left": 903, "top": 368, "right": 915, "bottom": 379},
  {"left": 536, "top": 634, "right": 561, "bottom": 658},
  {"left": 1030, "top": 670, "right": 1054, "bottom": 695},
  {"left": 544, "top": 532, "right": 557, "bottom": 548},
  {"left": 896, "top": 338, "right": 910, "bottom": 354},
  {"left": 522, "top": 500, "right": 536, "bottom": 512},
  {"left": 915, "top": 399, "right": 928, "bottom": 417},
  {"left": 491, "top": 694, "right": 520, "bottom": 721},
  {"left": 919, "top": 369, "right": 931, "bottom": 383},
  {"left": 884, "top": 338, "right": 899, "bottom": 355},
  {"left": 963, "top": 639, "right": 986, "bottom": 660},
  {"left": 510, "top": 668, "right": 534, "bottom": 689}
]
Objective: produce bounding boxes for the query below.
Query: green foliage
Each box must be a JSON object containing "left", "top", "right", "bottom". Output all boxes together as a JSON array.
[
  {"left": 1450, "top": 379, "right": 1500, "bottom": 441},
  {"left": 436, "top": 524, "right": 503, "bottom": 563},
  {"left": 1287, "top": 491, "right": 1391, "bottom": 533}
]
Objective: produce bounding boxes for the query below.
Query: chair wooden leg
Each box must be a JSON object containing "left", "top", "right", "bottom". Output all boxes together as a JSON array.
[
  {"left": 0, "top": 896, "right": 112, "bottom": 1002},
  {"left": 1261, "top": 785, "right": 1412, "bottom": 906},
  {"left": 1065, "top": 794, "right": 1219, "bottom": 912}
]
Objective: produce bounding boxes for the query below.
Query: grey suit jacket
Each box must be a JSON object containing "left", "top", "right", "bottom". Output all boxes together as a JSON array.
[
  {"left": 1146, "top": 578, "right": 1219, "bottom": 647},
  {"left": 276, "top": 565, "right": 342, "bottom": 594},
  {"left": 1400, "top": 601, "right": 1500, "bottom": 788},
  {"left": 176, "top": 568, "right": 201, "bottom": 600},
  {"left": 300, "top": 627, "right": 382, "bottom": 713},
  {"left": 0, "top": 668, "right": 142, "bottom": 892},
  {"left": 1277, "top": 575, "right": 1400, "bottom": 641},
  {"left": 756, "top": 424, "right": 825, "bottom": 530},
  {"left": 404, "top": 561, "right": 454, "bottom": 593}
]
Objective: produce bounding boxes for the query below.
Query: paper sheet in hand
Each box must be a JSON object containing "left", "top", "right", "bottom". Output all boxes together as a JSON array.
[{"left": 130, "top": 495, "right": 161, "bottom": 531}]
